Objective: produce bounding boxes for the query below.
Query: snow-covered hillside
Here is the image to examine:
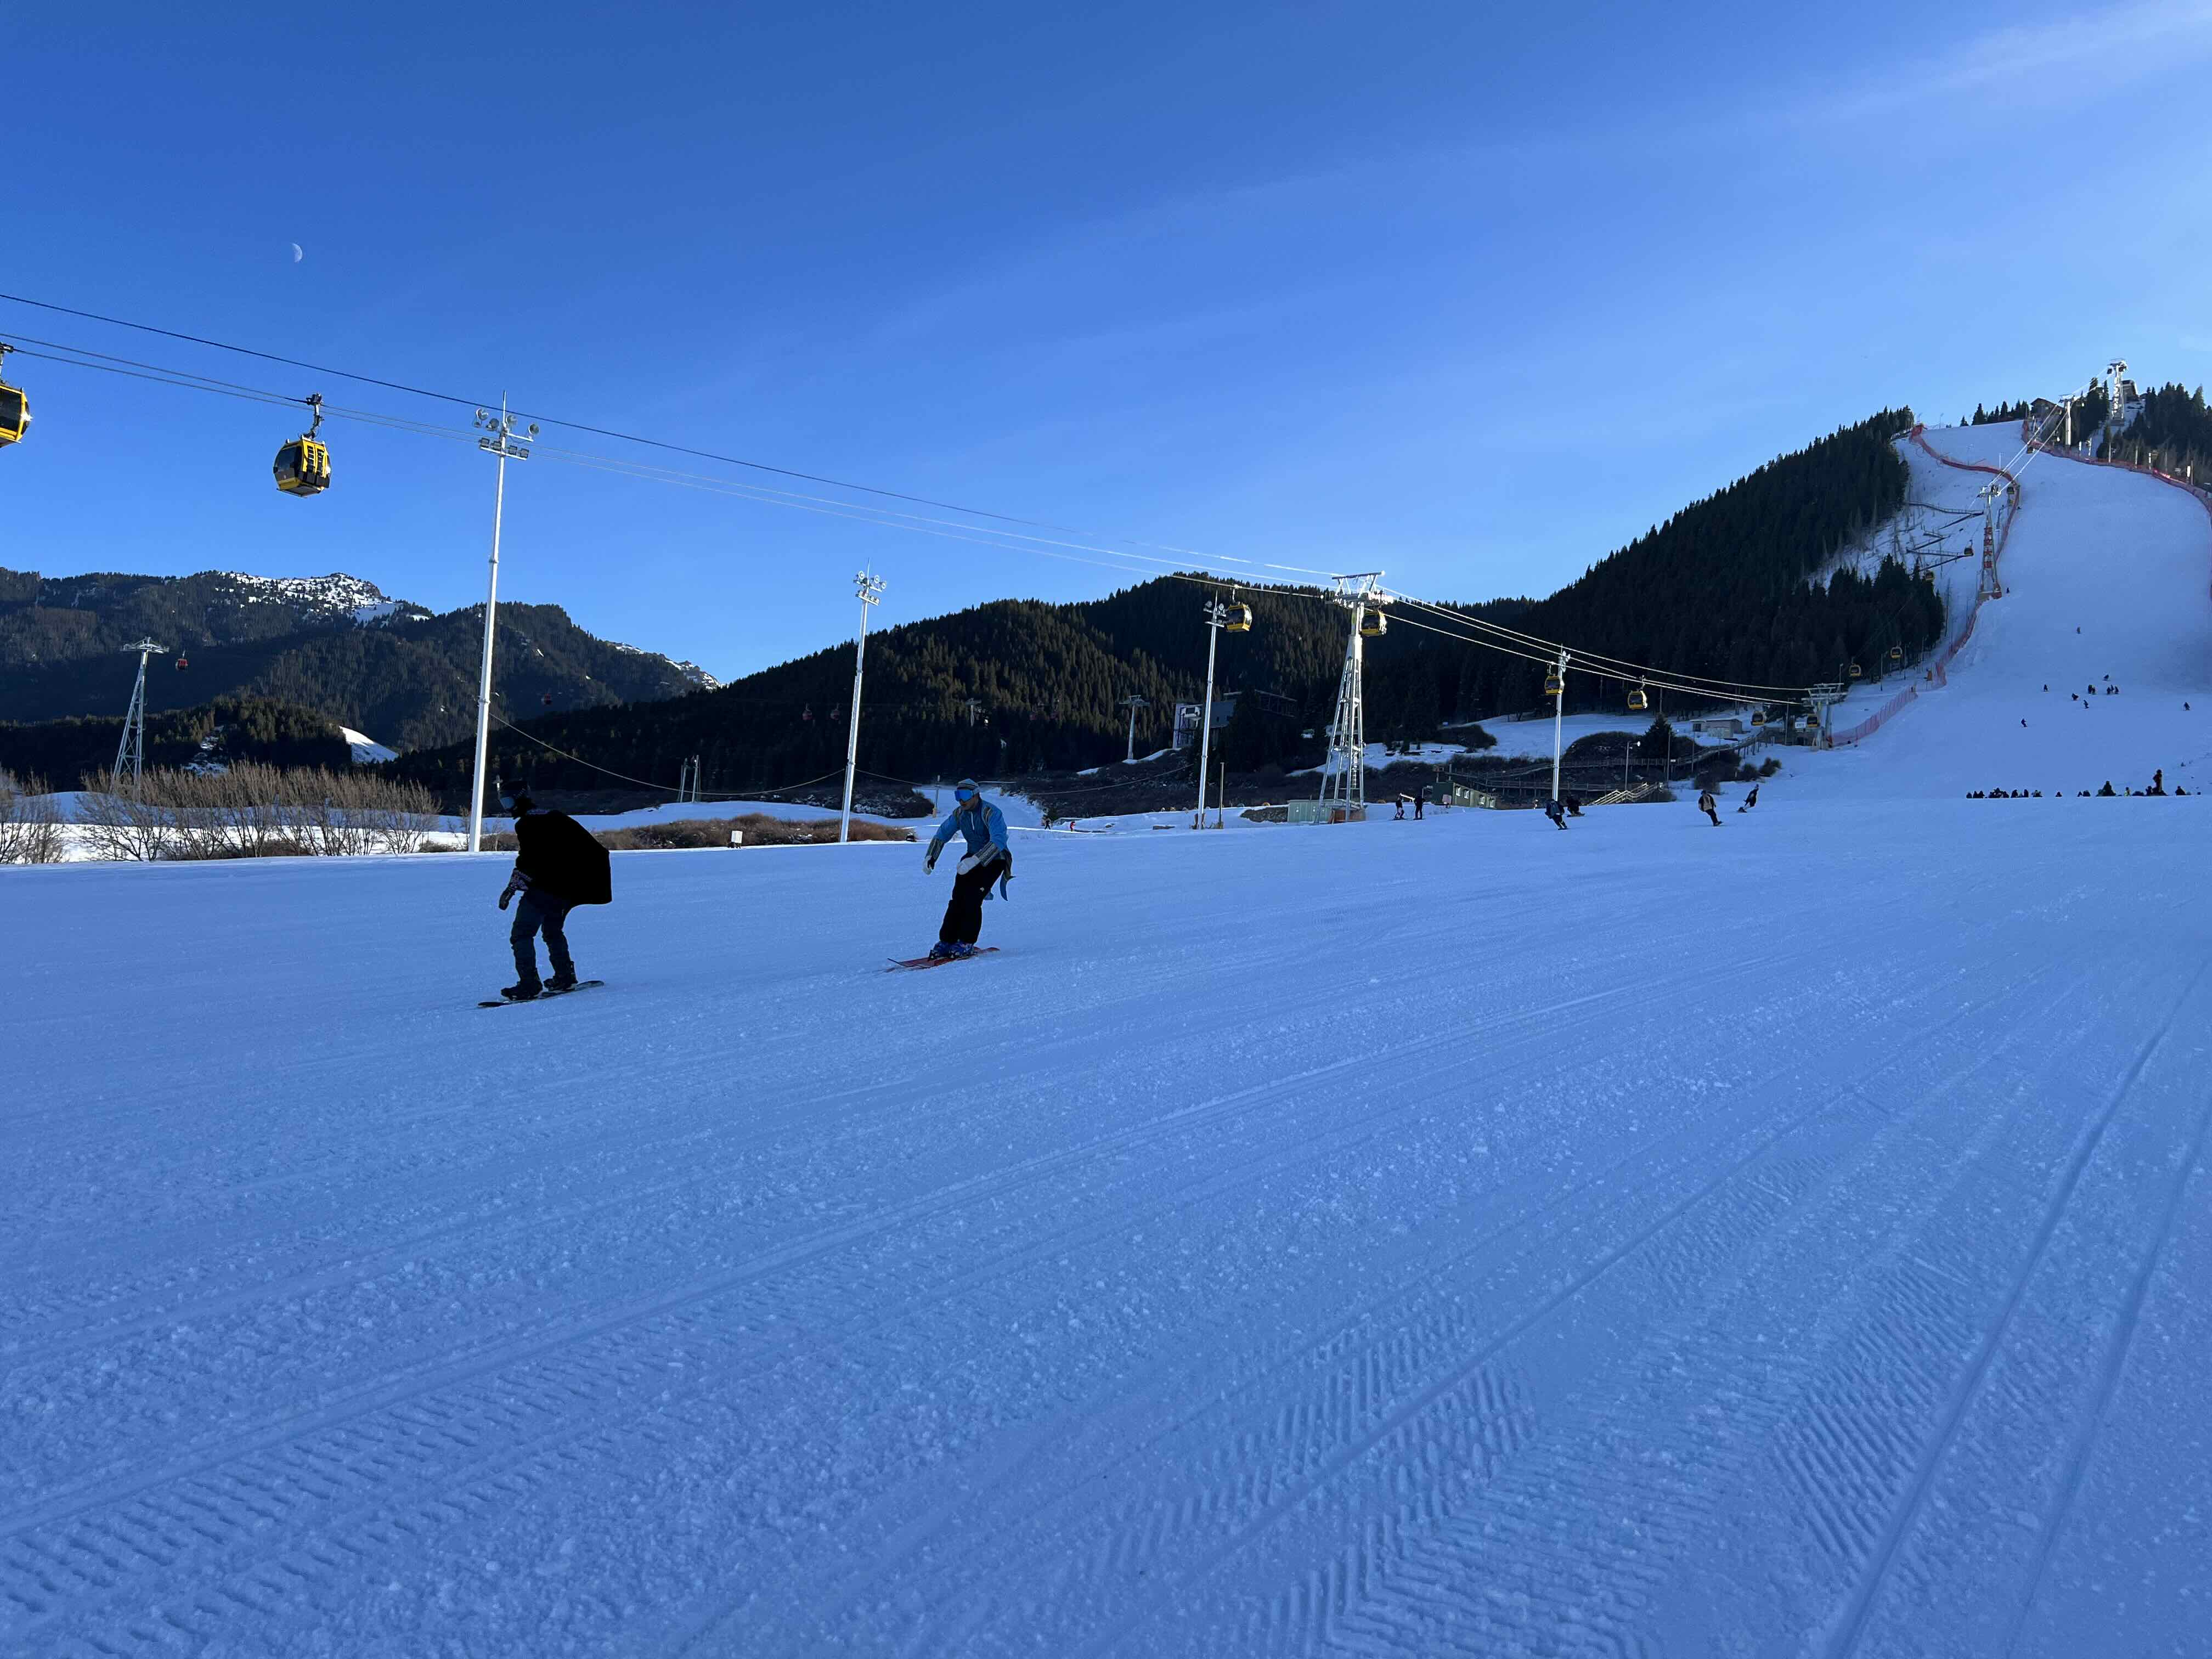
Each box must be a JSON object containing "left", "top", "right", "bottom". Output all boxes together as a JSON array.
[
  {"left": 9, "top": 799, "right": 2210, "bottom": 1656},
  {"left": 339, "top": 726, "right": 399, "bottom": 765},
  {"left": 212, "top": 571, "right": 434, "bottom": 627},
  {"left": 1782, "top": 424, "right": 2212, "bottom": 799}
]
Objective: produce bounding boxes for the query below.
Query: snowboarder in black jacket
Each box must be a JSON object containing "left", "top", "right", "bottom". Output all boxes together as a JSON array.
[{"left": 496, "top": 786, "right": 612, "bottom": 999}]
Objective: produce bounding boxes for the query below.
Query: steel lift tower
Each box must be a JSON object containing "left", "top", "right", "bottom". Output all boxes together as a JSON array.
[
  {"left": 110, "top": 639, "right": 166, "bottom": 794},
  {"left": 1319, "top": 574, "right": 1385, "bottom": 819}
]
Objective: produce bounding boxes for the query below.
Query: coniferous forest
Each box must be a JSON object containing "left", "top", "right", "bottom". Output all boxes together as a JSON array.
[{"left": 392, "top": 408, "right": 1948, "bottom": 804}]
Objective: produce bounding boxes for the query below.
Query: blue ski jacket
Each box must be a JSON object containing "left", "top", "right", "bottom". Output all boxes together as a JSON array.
[{"left": 930, "top": 799, "right": 1009, "bottom": 862}]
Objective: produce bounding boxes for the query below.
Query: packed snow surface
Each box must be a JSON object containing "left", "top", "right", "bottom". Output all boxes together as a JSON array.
[
  {"left": 9, "top": 425, "right": 2212, "bottom": 1655},
  {"left": 8, "top": 797, "right": 2212, "bottom": 1656}
]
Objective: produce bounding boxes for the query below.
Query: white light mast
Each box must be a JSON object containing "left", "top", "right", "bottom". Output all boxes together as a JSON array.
[
  {"left": 838, "top": 570, "right": 885, "bottom": 844},
  {"left": 1193, "top": 597, "right": 1229, "bottom": 828},
  {"left": 1548, "top": 647, "right": 1570, "bottom": 805},
  {"left": 466, "top": 399, "right": 537, "bottom": 855}
]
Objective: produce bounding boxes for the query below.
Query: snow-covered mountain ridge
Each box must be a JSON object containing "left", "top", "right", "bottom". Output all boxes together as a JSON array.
[{"left": 0, "top": 563, "right": 719, "bottom": 746}]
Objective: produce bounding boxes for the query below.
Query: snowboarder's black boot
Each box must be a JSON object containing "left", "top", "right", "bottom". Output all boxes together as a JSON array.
[
  {"left": 546, "top": 971, "right": 578, "bottom": 994},
  {"left": 500, "top": 981, "right": 542, "bottom": 1001}
]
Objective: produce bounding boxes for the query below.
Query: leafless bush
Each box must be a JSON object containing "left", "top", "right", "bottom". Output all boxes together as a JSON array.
[
  {"left": 70, "top": 765, "right": 443, "bottom": 860},
  {"left": 599, "top": 814, "right": 915, "bottom": 849},
  {"left": 426, "top": 813, "right": 917, "bottom": 854},
  {"left": 0, "top": 771, "right": 68, "bottom": 864}
]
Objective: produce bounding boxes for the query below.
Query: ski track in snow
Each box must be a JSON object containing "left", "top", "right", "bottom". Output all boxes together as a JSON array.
[{"left": 5, "top": 429, "right": 2212, "bottom": 1656}]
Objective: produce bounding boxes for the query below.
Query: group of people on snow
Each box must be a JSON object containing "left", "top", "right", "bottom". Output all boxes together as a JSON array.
[
  {"left": 1967, "top": 769, "right": 2186, "bottom": 799},
  {"left": 488, "top": 778, "right": 1014, "bottom": 996}
]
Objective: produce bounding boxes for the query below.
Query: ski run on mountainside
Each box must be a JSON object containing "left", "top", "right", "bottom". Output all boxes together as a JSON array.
[{"left": 8, "top": 425, "right": 2212, "bottom": 1656}]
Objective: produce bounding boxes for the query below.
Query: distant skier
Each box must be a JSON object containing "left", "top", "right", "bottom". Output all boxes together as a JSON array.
[
  {"left": 496, "top": 785, "right": 612, "bottom": 1000},
  {"left": 1393, "top": 796, "right": 1407, "bottom": 820},
  {"left": 1737, "top": 783, "right": 1760, "bottom": 812},
  {"left": 1565, "top": 794, "right": 1583, "bottom": 817},
  {"left": 922, "top": 778, "right": 1011, "bottom": 961},
  {"left": 1414, "top": 788, "right": 1425, "bottom": 820},
  {"left": 1697, "top": 787, "right": 1722, "bottom": 826},
  {"left": 1544, "top": 797, "right": 1568, "bottom": 830},
  {"left": 2150, "top": 769, "right": 2166, "bottom": 795}
]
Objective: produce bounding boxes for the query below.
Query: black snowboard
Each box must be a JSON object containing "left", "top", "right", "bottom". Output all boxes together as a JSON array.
[{"left": 478, "top": 979, "right": 605, "bottom": 1008}]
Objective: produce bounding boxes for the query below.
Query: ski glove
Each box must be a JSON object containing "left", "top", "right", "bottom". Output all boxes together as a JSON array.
[
  {"left": 956, "top": 846, "right": 1006, "bottom": 877},
  {"left": 498, "top": 871, "right": 527, "bottom": 910},
  {"left": 924, "top": 849, "right": 939, "bottom": 873}
]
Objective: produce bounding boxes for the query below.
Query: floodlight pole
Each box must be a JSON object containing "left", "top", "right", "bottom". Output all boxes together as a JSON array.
[
  {"left": 1194, "top": 599, "right": 1227, "bottom": 828},
  {"left": 467, "top": 398, "right": 537, "bottom": 854},
  {"left": 111, "top": 639, "right": 166, "bottom": 795},
  {"left": 839, "top": 570, "right": 885, "bottom": 843},
  {"left": 1550, "top": 648, "right": 1570, "bottom": 804}
]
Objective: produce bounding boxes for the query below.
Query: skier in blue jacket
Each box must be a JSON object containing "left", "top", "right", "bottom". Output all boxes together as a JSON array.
[{"left": 923, "top": 778, "right": 1012, "bottom": 960}]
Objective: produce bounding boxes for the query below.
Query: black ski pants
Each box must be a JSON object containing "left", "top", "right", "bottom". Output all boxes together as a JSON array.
[
  {"left": 938, "top": 860, "right": 999, "bottom": 945},
  {"left": 511, "top": 890, "right": 576, "bottom": 985}
]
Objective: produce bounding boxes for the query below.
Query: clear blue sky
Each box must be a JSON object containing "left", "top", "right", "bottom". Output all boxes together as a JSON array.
[{"left": 5, "top": 2, "right": 2209, "bottom": 680}]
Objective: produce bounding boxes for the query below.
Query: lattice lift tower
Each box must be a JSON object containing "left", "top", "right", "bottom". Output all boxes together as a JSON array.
[
  {"left": 110, "top": 639, "right": 166, "bottom": 794},
  {"left": 1319, "top": 574, "right": 1385, "bottom": 819}
]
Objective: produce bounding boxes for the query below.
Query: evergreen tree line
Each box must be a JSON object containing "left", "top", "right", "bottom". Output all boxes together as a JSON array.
[
  {"left": 2106, "top": 382, "right": 2212, "bottom": 483},
  {"left": 392, "top": 408, "right": 1943, "bottom": 803},
  {"left": 1444, "top": 409, "right": 1942, "bottom": 717},
  {"left": 0, "top": 695, "right": 354, "bottom": 783}
]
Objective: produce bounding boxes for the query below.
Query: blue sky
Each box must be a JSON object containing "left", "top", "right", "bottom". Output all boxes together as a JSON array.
[{"left": 5, "top": 2, "right": 2210, "bottom": 679}]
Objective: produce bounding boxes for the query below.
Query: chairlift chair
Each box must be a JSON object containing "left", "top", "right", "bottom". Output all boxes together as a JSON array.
[
  {"left": 174, "top": 653, "right": 189, "bottom": 671},
  {"left": 1223, "top": 602, "right": 1252, "bottom": 633},
  {"left": 1359, "top": 610, "right": 1387, "bottom": 638},
  {"left": 1848, "top": 661, "right": 1863, "bottom": 680},
  {"left": 1887, "top": 645, "right": 1904, "bottom": 664},
  {"left": 0, "top": 345, "right": 29, "bottom": 448},
  {"left": 1543, "top": 669, "right": 1564, "bottom": 697},
  {"left": 1627, "top": 684, "right": 1649, "bottom": 713},
  {"left": 1751, "top": 709, "right": 1767, "bottom": 727},
  {"left": 273, "top": 393, "right": 331, "bottom": 496}
]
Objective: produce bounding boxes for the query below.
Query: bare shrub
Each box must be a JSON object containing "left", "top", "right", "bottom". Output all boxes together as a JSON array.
[
  {"left": 69, "top": 764, "right": 445, "bottom": 860},
  {"left": 0, "top": 771, "right": 67, "bottom": 864},
  {"left": 600, "top": 814, "right": 915, "bottom": 849},
  {"left": 430, "top": 814, "right": 916, "bottom": 854}
]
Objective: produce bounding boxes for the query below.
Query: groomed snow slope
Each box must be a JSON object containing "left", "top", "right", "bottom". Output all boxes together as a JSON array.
[
  {"left": 1788, "top": 425, "right": 2212, "bottom": 799},
  {"left": 8, "top": 805, "right": 2210, "bottom": 1656}
]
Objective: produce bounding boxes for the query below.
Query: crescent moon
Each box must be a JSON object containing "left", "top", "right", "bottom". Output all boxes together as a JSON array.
[{"left": 291, "top": 244, "right": 303, "bottom": 263}]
